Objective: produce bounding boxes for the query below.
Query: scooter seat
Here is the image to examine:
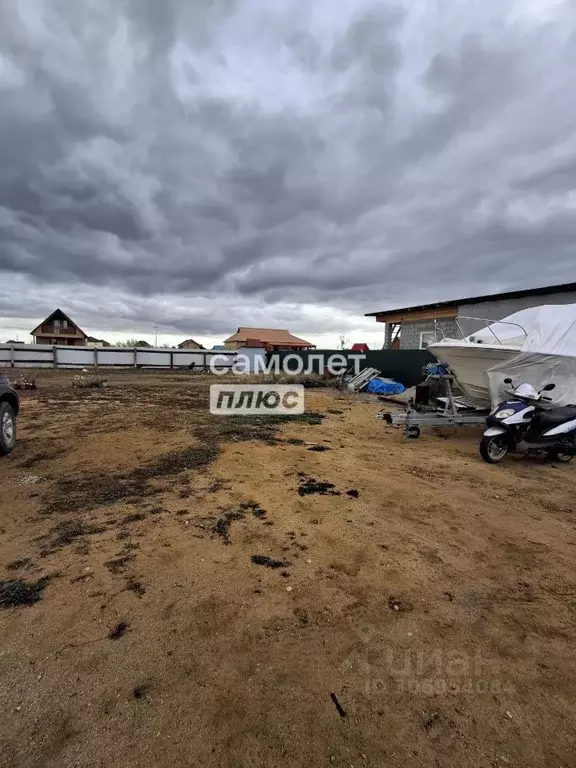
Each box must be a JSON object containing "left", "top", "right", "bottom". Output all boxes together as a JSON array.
[{"left": 536, "top": 406, "right": 576, "bottom": 429}]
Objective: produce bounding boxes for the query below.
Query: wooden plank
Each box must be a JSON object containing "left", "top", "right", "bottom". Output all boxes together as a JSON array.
[{"left": 374, "top": 305, "right": 457, "bottom": 323}]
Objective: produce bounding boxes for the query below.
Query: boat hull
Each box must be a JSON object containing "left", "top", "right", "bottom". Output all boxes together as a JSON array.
[{"left": 427, "top": 342, "right": 520, "bottom": 407}]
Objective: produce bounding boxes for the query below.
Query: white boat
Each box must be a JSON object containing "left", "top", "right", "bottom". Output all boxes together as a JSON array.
[
  {"left": 427, "top": 313, "right": 531, "bottom": 408},
  {"left": 428, "top": 304, "right": 576, "bottom": 408}
]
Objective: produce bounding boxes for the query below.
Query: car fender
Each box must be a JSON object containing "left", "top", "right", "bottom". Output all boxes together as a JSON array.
[{"left": 0, "top": 391, "right": 19, "bottom": 416}]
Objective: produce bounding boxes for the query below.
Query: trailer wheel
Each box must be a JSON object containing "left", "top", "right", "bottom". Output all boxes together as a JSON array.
[{"left": 406, "top": 426, "right": 420, "bottom": 439}]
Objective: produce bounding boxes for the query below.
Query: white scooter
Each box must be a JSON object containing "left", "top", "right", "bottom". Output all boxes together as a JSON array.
[{"left": 480, "top": 379, "right": 576, "bottom": 464}]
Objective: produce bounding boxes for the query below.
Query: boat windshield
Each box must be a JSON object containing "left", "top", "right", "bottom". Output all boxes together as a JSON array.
[{"left": 435, "top": 316, "right": 528, "bottom": 345}]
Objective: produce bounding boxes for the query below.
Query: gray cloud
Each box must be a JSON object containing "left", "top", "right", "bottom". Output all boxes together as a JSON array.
[{"left": 1, "top": 0, "right": 576, "bottom": 338}]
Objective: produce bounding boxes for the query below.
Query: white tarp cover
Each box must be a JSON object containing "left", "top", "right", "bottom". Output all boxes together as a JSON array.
[{"left": 485, "top": 304, "right": 576, "bottom": 406}]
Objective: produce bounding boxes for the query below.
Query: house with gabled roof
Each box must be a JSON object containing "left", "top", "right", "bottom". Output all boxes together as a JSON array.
[
  {"left": 30, "top": 309, "right": 88, "bottom": 346},
  {"left": 86, "top": 336, "right": 111, "bottom": 348},
  {"left": 177, "top": 338, "right": 205, "bottom": 350},
  {"left": 223, "top": 327, "right": 315, "bottom": 352}
]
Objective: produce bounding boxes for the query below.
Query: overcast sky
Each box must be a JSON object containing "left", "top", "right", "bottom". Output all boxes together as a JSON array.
[{"left": 1, "top": 0, "right": 576, "bottom": 346}]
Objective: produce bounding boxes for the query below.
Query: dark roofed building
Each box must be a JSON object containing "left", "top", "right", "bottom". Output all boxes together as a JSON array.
[{"left": 366, "top": 281, "right": 576, "bottom": 350}]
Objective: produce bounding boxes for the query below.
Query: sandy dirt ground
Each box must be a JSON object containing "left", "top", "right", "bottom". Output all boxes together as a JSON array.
[{"left": 1, "top": 370, "right": 576, "bottom": 768}]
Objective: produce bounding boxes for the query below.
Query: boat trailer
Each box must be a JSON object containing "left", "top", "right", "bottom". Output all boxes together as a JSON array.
[{"left": 376, "top": 373, "right": 489, "bottom": 438}]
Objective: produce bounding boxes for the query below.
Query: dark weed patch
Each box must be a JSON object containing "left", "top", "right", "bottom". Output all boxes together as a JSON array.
[
  {"left": 108, "top": 621, "right": 129, "bottom": 640},
  {"left": 298, "top": 478, "right": 340, "bottom": 496},
  {"left": 6, "top": 558, "right": 33, "bottom": 571},
  {"left": 47, "top": 519, "right": 106, "bottom": 549},
  {"left": 125, "top": 577, "right": 146, "bottom": 597},
  {"left": 214, "top": 510, "right": 245, "bottom": 543},
  {"left": 133, "top": 682, "right": 150, "bottom": 699},
  {"left": 126, "top": 445, "right": 219, "bottom": 481},
  {"left": 43, "top": 445, "right": 219, "bottom": 515},
  {"left": 0, "top": 576, "right": 51, "bottom": 609},
  {"left": 292, "top": 411, "right": 325, "bottom": 425},
  {"left": 251, "top": 555, "right": 289, "bottom": 569},
  {"left": 213, "top": 500, "right": 268, "bottom": 543},
  {"left": 239, "top": 501, "right": 267, "bottom": 519},
  {"left": 205, "top": 411, "right": 325, "bottom": 444},
  {"left": 105, "top": 554, "right": 135, "bottom": 574},
  {"left": 121, "top": 513, "right": 146, "bottom": 525}
]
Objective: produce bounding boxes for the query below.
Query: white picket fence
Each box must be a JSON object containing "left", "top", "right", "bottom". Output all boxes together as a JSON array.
[{"left": 0, "top": 344, "right": 236, "bottom": 370}]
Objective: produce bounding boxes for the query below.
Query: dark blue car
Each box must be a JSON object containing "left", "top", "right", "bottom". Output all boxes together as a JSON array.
[{"left": 0, "top": 375, "right": 19, "bottom": 455}]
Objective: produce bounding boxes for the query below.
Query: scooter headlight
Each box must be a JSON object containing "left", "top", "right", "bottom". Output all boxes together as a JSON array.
[{"left": 495, "top": 408, "right": 515, "bottom": 419}]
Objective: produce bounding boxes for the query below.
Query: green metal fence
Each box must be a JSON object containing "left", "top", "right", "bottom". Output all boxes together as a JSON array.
[{"left": 268, "top": 349, "right": 434, "bottom": 387}]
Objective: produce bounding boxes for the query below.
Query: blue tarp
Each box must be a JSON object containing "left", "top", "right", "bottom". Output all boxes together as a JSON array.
[{"left": 364, "top": 377, "right": 405, "bottom": 395}]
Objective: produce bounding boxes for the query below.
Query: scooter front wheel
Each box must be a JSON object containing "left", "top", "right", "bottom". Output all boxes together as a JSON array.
[{"left": 480, "top": 435, "right": 509, "bottom": 464}]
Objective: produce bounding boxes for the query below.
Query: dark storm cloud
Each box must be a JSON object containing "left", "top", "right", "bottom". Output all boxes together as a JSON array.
[{"left": 1, "top": 0, "right": 576, "bottom": 337}]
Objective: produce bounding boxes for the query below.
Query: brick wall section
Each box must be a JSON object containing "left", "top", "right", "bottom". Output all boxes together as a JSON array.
[{"left": 399, "top": 319, "right": 458, "bottom": 349}]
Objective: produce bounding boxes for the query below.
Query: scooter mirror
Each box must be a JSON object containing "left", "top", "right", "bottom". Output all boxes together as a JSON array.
[
  {"left": 542, "top": 383, "right": 556, "bottom": 391},
  {"left": 503, "top": 378, "right": 513, "bottom": 384}
]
